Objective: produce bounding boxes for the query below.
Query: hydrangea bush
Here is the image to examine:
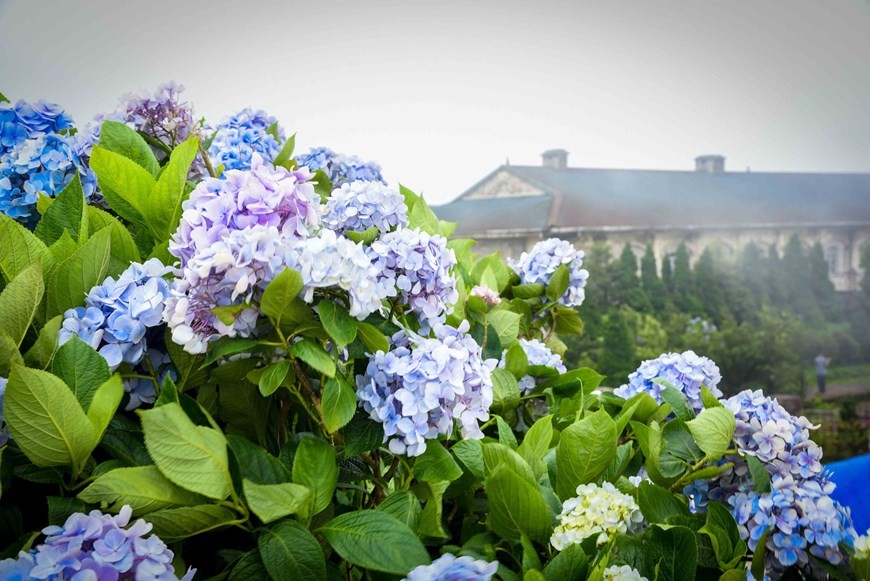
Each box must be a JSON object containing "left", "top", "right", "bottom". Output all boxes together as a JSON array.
[{"left": 0, "top": 86, "right": 863, "bottom": 581}]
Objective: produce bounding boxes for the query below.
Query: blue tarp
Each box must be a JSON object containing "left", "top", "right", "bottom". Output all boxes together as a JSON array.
[{"left": 827, "top": 454, "right": 870, "bottom": 534}]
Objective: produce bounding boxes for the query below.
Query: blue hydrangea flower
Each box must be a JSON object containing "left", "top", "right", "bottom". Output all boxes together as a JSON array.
[
  {"left": 322, "top": 180, "right": 408, "bottom": 234},
  {"left": 0, "top": 133, "right": 96, "bottom": 224},
  {"left": 356, "top": 321, "right": 495, "bottom": 457},
  {"left": 403, "top": 553, "right": 498, "bottom": 581},
  {"left": 169, "top": 154, "right": 319, "bottom": 268},
  {"left": 207, "top": 108, "right": 284, "bottom": 171},
  {"left": 0, "top": 376, "right": 9, "bottom": 447},
  {"left": 0, "top": 505, "right": 195, "bottom": 580},
  {"left": 613, "top": 350, "right": 723, "bottom": 413},
  {"left": 499, "top": 338, "right": 566, "bottom": 394},
  {"left": 509, "top": 238, "right": 589, "bottom": 307},
  {"left": 59, "top": 259, "right": 172, "bottom": 369},
  {"left": 123, "top": 348, "right": 176, "bottom": 411},
  {"left": 0, "top": 99, "right": 74, "bottom": 157},
  {"left": 367, "top": 228, "right": 459, "bottom": 328},
  {"left": 296, "top": 146, "right": 384, "bottom": 187}
]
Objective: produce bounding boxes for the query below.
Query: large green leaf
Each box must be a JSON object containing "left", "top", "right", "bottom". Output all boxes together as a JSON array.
[
  {"left": 226, "top": 434, "right": 291, "bottom": 485},
  {"left": 637, "top": 481, "right": 691, "bottom": 523},
  {"left": 260, "top": 268, "right": 304, "bottom": 327},
  {"left": 0, "top": 214, "right": 53, "bottom": 283},
  {"left": 321, "top": 375, "right": 356, "bottom": 433},
  {"left": 518, "top": 415, "right": 554, "bottom": 479},
  {"left": 45, "top": 226, "right": 113, "bottom": 319},
  {"left": 145, "top": 505, "right": 240, "bottom": 542},
  {"left": 291, "top": 339, "right": 335, "bottom": 378},
  {"left": 414, "top": 441, "right": 462, "bottom": 483},
  {"left": 85, "top": 375, "right": 124, "bottom": 443},
  {"left": 699, "top": 501, "right": 747, "bottom": 569},
  {"left": 243, "top": 479, "right": 312, "bottom": 524},
  {"left": 686, "top": 407, "right": 736, "bottom": 461},
  {"left": 23, "top": 315, "right": 62, "bottom": 369},
  {"left": 645, "top": 525, "right": 698, "bottom": 581},
  {"left": 259, "top": 518, "right": 326, "bottom": 581},
  {"left": 490, "top": 368, "right": 520, "bottom": 415},
  {"left": 97, "top": 120, "right": 160, "bottom": 176},
  {"left": 0, "top": 263, "right": 44, "bottom": 347},
  {"left": 292, "top": 437, "right": 337, "bottom": 514},
  {"left": 87, "top": 207, "right": 141, "bottom": 274},
  {"left": 51, "top": 336, "right": 111, "bottom": 410},
  {"left": 35, "top": 174, "right": 88, "bottom": 245},
  {"left": 89, "top": 146, "right": 156, "bottom": 226},
  {"left": 319, "top": 510, "right": 430, "bottom": 576},
  {"left": 355, "top": 322, "right": 389, "bottom": 353},
  {"left": 556, "top": 409, "right": 617, "bottom": 499},
  {"left": 139, "top": 403, "right": 233, "bottom": 500},
  {"left": 0, "top": 332, "right": 23, "bottom": 377},
  {"left": 488, "top": 310, "right": 521, "bottom": 347},
  {"left": 4, "top": 365, "right": 96, "bottom": 473},
  {"left": 482, "top": 442, "right": 537, "bottom": 484},
  {"left": 142, "top": 136, "right": 199, "bottom": 241},
  {"left": 317, "top": 299, "right": 357, "bottom": 348},
  {"left": 377, "top": 491, "right": 422, "bottom": 532},
  {"left": 542, "top": 543, "right": 588, "bottom": 581},
  {"left": 258, "top": 360, "right": 291, "bottom": 397},
  {"left": 78, "top": 465, "right": 208, "bottom": 516},
  {"left": 484, "top": 463, "right": 553, "bottom": 543}
]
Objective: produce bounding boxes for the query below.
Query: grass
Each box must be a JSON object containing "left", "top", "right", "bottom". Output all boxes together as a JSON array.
[{"left": 804, "top": 363, "right": 870, "bottom": 386}]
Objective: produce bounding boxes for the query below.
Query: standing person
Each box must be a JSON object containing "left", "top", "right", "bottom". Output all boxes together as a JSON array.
[{"left": 814, "top": 352, "right": 832, "bottom": 394}]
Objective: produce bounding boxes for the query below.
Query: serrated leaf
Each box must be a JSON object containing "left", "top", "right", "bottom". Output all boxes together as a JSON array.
[
  {"left": 202, "top": 337, "right": 264, "bottom": 367},
  {"left": 0, "top": 262, "right": 43, "bottom": 347},
  {"left": 243, "top": 479, "right": 312, "bottom": 524},
  {"left": 556, "top": 409, "right": 617, "bottom": 499},
  {"left": 356, "top": 321, "right": 389, "bottom": 353},
  {"left": 291, "top": 339, "right": 335, "bottom": 378},
  {"left": 378, "top": 491, "right": 422, "bottom": 532},
  {"left": 686, "top": 407, "right": 736, "bottom": 461},
  {"left": 292, "top": 437, "right": 337, "bottom": 515},
  {"left": 546, "top": 264, "right": 570, "bottom": 302},
  {"left": 146, "top": 505, "right": 239, "bottom": 542},
  {"left": 485, "top": 463, "right": 553, "bottom": 543},
  {"left": 227, "top": 434, "right": 291, "bottom": 485},
  {"left": 0, "top": 332, "right": 23, "bottom": 377},
  {"left": 518, "top": 415, "right": 553, "bottom": 478},
  {"left": 701, "top": 386, "right": 723, "bottom": 409},
  {"left": 89, "top": 146, "right": 155, "bottom": 226},
  {"left": 273, "top": 132, "right": 296, "bottom": 167},
  {"left": 452, "top": 439, "right": 485, "bottom": 480},
  {"left": 658, "top": 383, "right": 695, "bottom": 421},
  {"left": 97, "top": 120, "right": 160, "bottom": 176},
  {"left": 51, "top": 336, "right": 111, "bottom": 410},
  {"left": 143, "top": 136, "right": 199, "bottom": 241},
  {"left": 258, "top": 360, "right": 291, "bottom": 397},
  {"left": 488, "top": 309, "right": 520, "bottom": 347},
  {"left": 318, "top": 299, "right": 357, "bottom": 348},
  {"left": 490, "top": 368, "right": 520, "bottom": 415},
  {"left": 504, "top": 342, "right": 529, "bottom": 379},
  {"left": 259, "top": 518, "right": 326, "bottom": 581},
  {"left": 0, "top": 214, "right": 53, "bottom": 283},
  {"left": 322, "top": 375, "right": 356, "bottom": 433},
  {"left": 260, "top": 267, "right": 304, "bottom": 326},
  {"left": 35, "top": 174, "right": 88, "bottom": 245},
  {"left": 637, "top": 481, "right": 691, "bottom": 523},
  {"left": 22, "top": 315, "right": 61, "bottom": 369},
  {"left": 87, "top": 207, "right": 142, "bottom": 273},
  {"left": 45, "top": 226, "right": 112, "bottom": 319},
  {"left": 86, "top": 375, "right": 124, "bottom": 443},
  {"left": 78, "top": 465, "right": 207, "bottom": 516},
  {"left": 415, "top": 441, "right": 462, "bottom": 483},
  {"left": 746, "top": 455, "right": 771, "bottom": 493}
]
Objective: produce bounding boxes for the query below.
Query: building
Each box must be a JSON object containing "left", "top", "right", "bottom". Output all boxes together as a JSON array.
[{"left": 434, "top": 150, "right": 870, "bottom": 291}]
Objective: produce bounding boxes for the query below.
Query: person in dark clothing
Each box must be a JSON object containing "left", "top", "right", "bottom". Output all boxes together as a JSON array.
[{"left": 814, "top": 352, "right": 831, "bottom": 393}]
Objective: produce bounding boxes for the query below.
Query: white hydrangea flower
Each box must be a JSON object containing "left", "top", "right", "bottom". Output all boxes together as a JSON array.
[
  {"left": 550, "top": 482, "right": 644, "bottom": 551},
  {"left": 854, "top": 530, "right": 870, "bottom": 559},
  {"left": 603, "top": 565, "right": 648, "bottom": 581}
]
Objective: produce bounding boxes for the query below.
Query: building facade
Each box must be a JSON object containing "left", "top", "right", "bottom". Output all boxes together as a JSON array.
[{"left": 434, "top": 151, "right": 870, "bottom": 291}]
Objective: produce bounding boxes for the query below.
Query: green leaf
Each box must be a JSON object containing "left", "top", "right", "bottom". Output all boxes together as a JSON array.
[
  {"left": 292, "top": 437, "right": 337, "bottom": 514},
  {"left": 662, "top": 419, "right": 704, "bottom": 464},
  {"left": 637, "top": 481, "right": 691, "bottom": 523},
  {"left": 47, "top": 496, "right": 88, "bottom": 526},
  {"left": 483, "top": 443, "right": 537, "bottom": 484},
  {"left": 0, "top": 214, "right": 53, "bottom": 283},
  {"left": 51, "top": 336, "right": 111, "bottom": 410},
  {"left": 0, "top": 332, "right": 23, "bottom": 377},
  {"left": 227, "top": 434, "right": 291, "bottom": 485},
  {"left": 646, "top": 525, "right": 698, "bottom": 581},
  {"left": 258, "top": 518, "right": 326, "bottom": 581},
  {"left": 46, "top": 230, "right": 78, "bottom": 267},
  {"left": 318, "top": 299, "right": 357, "bottom": 348},
  {"left": 686, "top": 407, "right": 736, "bottom": 461},
  {"left": 556, "top": 409, "right": 617, "bottom": 499},
  {"left": 319, "top": 510, "right": 430, "bottom": 576},
  {"left": 86, "top": 375, "right": 124, "bottom": 443},
  {"left": 45, "top": 226, "right": 112, "bottom": 319},
  {"left": 322, "top": 375, "right": 356, "bottom": 433},
  {"left": 485, "top": 463, "right": 553, "bottom": 543},
  {"left": 35, "top": 174, "right": 88, "bottom": 245},
  {"left": 658, "top": 383, "right": 696, "bottom": 421},
  {"left": 497, "top": 415, "right": 518, "bottom": 448},
  {"left": 23, "top": 315, "right": 62, "bottom": 369},
  {"left": 345, "top": 226, "right": 380, "bottom": 245},
  {"left": 202, "top": 337, "right": 264, "bottom": 367},
  {"left": 139, "top": 403, "right": 233, "bottom": 500},
  {"left": 100, "top": 416, "right": 152, "bottom": 466},
  {"left": 415, "top": 442, "right": 462, "bottom": 483},
  {"left": 212, "top": 304, "right": 247, "bottom": 326},
  {"left": 87, "top": 208, "right": 141, "bottom": 274},
  {"left": 341, "top": 416, "right": 384, "bottom": 458},
  {"left": 699, "top": 501, "right": 747, "bottom": 569},
  {"left": 356, "top": 321, "right": 389, "bottom": 353},
  {"left": 97, "top": 120, "right": 160, "bottom": 176},
  {"left": 751, "top": 526, "right": 771, "bottom": 581},
  {"left": 517, "top": 415, "right": 553, "bottom": 478},
  {"left": 142, "top": 136, "right": 199, "bottom": 241},
  {"left": 260, "top": 267, "right": 304, "bottom": 326},
  {"left": 258, "top": 360, "right": 291, "bottom": 397},
  {"left": 311, "top": 170, "right": 333, "bottom": 201},
  {"left": 229, "top": 550, "right": 270, "bottom": 581},
  {"left": 4, "top": 365, "right": 96, "bottom": 473},
  {"left": 551, "top": 305, "right": 584, "bottom": 335},
  {"left": 78, "top": 465, "right": 208, "bottom": 516},
  {"left": 273, "top": 133, "right": 297, "bottom": 167},
  {"left": 701, "top": 386, "right": 723, "bottom": 408},
  {"left": 145, "top": 505, "right": 239, "bottom": 542},
  {"left": 747, "top": 455, "right": 771, "bottom": 493},
  {"left": 488, "top": 310, "right": 521, "bottom": 347},
  {"left": 471, "top": 252, "right": 510, "bottom": 292},
  {"left": 542, "top": 543, "right": 588, "bottom": 581},
  {"left": 377, "top": 491, "right": 422, "bottom": 532},
  {"left": 405, "top": 191, "right": 440, "bottom": 235},
  {"left": 546, "top": 264, "right": 570, "bottom": 302},
  {"left": 452, "top": 439, "right": 485, "bottom": 480},
  {"left": 538, "top": 367, "right": 604, "bottom": 397},
  {"left": 0, "top": 262, "right": 44, "bottom": 348},
  {"left": 490, "top": 368, "right": 520, "bottom": 415},
  {"left": 512, "top": 283, "right": 545, "bottom": 299},
  {"left": 89, "top": 146, "right": 156, "bottom": 225},
  {"left": 291, "top": 339, "right": 335, "bottom": 378},
  {"left": 504, "top": 342, "right": 529, "bottom": 379},
  {"left": 243, "top": 479, "right": 312, "bottom": 524}
]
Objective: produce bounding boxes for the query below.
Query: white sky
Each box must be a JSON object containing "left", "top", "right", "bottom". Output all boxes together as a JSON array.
[{"left": 2, "top": 0, "right": 870, "bottom": 204}]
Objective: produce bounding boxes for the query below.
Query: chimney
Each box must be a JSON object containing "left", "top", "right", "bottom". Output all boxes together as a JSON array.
[
  {"left": 695, "top": 154, "right": 726, "bottom": 174},
  {"left": 542, "top": 149, "right": 569, "bottom": 170}
]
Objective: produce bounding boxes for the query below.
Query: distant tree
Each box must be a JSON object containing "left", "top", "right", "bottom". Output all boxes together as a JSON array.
[
  {"left": 808, "top": 242, "right": 841, "bottom": 321},
  {"left": 641, "top": 244, "right": 666, "bottom": 311},
  {"left": 693, "top": 247, "right": 728, "bottom": 324},
  {"left": 672, "top": 242, "right": 698, "bottom": 313},
  {"left": 599, "top": 312, "right": 635, "bottom": 386},
  {"left": 661, "top": 253, "right": 673, "bottom": 293},
  {"left": 737, "top": 242, "right": 768, "bottom": 308},
  {"left": 781, "top": 235, "right": 822, "bottom": 323},
  {"left": 764, "top": 244, "right": 787, "bottom": 307}
]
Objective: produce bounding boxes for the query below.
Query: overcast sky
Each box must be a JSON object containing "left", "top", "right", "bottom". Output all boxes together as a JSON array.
[{"left": 2, "top": 0, "right": 869, "bottom": 204}]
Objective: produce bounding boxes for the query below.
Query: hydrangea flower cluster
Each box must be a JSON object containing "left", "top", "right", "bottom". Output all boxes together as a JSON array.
[
  {"left": 207, "top": 108, "right": 284, "bottom": 171},
  {"left": 0, "top": 505, "right": 194, "bottom": 580},
  {"left": 0, "top": 99, "right": 73, "bottom": 156},
  {"left": 367, "top": 228, "right": 458, "bottom": 327},
  {"left": 356, "top": 321, "right": 495, "bottom": 457},
  {"left": 403, "top": 553, "right": 498, "bottom": 581},
  {"left": 603, "top": 565, "right": 648, "bottom": 581},
  {"left": 0, "top": 376, "right": 9, "bottom": 447},
  {"left": 499, "top": 338, "right": 566, "bottom": 394},
  {"left": 613, "top": 350, "right": 723, "bottom": 414},
  {"left": 550, "top": 482, "right": 644, "bottom": 550},
  {"left": 321, "top": 180, "right": 408, "bottom": 234},
  {"left": 117, "top": 82, "right": 202, "bottom": 151},
  {"left": 508, "top": 238, "right": 589, "bottom": 307},
  {"left": 469, "top": 284, "right": 501, "bottom": 306},
  {"left": 296, "top": 146, "right": 384, "bottom": 187},
  {"left": 0, "top": 132, "right": 96, "bottom": 224},
  {"left": 169, "top": 154, "right": 319, "bottom": 267},
  {"left": 123, "top": 348, "right": 177, "bottom": 410}
]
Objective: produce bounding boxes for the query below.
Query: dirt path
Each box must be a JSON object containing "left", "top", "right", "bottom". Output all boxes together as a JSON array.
[{"left": 805, "top": 378, "right": 870, "bottom": 401}]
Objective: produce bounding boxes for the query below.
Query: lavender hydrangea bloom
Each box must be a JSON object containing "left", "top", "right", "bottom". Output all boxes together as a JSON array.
[
  {"left": 499, "top": 338, "right": 566, "bottom": 394},
  {"left": 403, "top": 553, "right": 498, "bottom": 581},
  {"left": 508, "top": 238, "right": 589, "bottom": 307},
  {"left": 0, "top": 99, "right": 74, "bottom": 156},
  {"left": 1, "top": 505, "right": 195, "bottom": 580},
  {"left": 613, "top": 350, "right": 723, "bottom": 413},
  {"left": 207, "top": 108, "right": 284, "bottom": 171},
  {"left": 322, "top": 180, "right": 408, "bottom": 234},
  {"left": 368, "top": 228, "right": 459, "bottom": 327},
  {"left": 296, "top": 146, "right": 384, "bottom": 187},
  {"left": 169, "top": 154, "right": 319, "bottom": 268},
  {"left": 118, "top": 82, "right": 202, "bottom": 151},
  {"left": 0, "top": 133, "right": 96, "bottom": 224},
  {"left": 0, "top": 376, "right": 9, "bottom": 447},
  {"left": 356, "top": 321, "right": 495, "bottom": 457},
  {"left": 59, "top": 259, "right": 172, "bottom": 369}
]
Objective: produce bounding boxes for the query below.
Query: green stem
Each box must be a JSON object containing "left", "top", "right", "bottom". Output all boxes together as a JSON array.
[
  {"left": 198, "top": 142, "right": 217, "bottom": 178},
  {"left": 137, "top": 131, "right": 172, "bottom": 157}
]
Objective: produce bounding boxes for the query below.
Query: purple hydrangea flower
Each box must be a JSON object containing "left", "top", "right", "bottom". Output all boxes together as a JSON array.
[
  {"left": 613, "top": 350, "right": 723, "bottom": 413},
  {"left": 321, "top": 180, "right": 408, "bottom": 234},
  {"left": 0, "top": 99, "right": 74, "bottom": 156},
  {"left": 118, "top": 82, "right": 202, "bottom": 151},
  {"left": 508, "top": 238, "right": 589, "bottom": 307},
  {"left": 169, "top": 154, "right": 319, "bottom": 268},
  {"left": 498, "top": 338, "right": 566, "bottom": 394},
  {"left": 356, "top": 321, "right": 495, "bottom": 457},
  {"left": 0, "top": 376, "right": 9, "bottom": 447},
  {"left": 469, "top": 284, "right": 501, "bottom": 307},
  {"left": 296, "top": 146, "right": 384, "bottom": 187},
  {"left": 367, "top": 228, "right": 459, "bottom": 328},
  {"left": 1, "top": 505, "right": 195, "bottom": 580},
  {"left": 207, "top": 108, "right": 284, "bottom": 171},
  {"left": 403, "top": 553, "right": 498, "bottom": 581}
]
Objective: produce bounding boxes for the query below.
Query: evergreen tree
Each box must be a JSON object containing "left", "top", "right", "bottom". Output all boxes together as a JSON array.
[
  {"left": 599, "top": 312, "right": 635, "bottom": 386},
  {"left": 611, "top": 243, "right": 647, "bottom": 308},
  {"left": 808, "top": 242, "right": 841, "bottom": 321},
  {"left": 641, "top": 244, "right": 666, "bottom": 311},
  {"left": 737, "top": 242, "right": 768, "bottom": 308},
  {"left": 781, "top": 235, "right": 822, "bottom": 323},
  {"left": 693, "top": 246, "right": 727, "bottom": 323},
  {"left": 661, "top": 253, "right": 673, "bottom": 293},
  {"left": 765, "top": 244, "right": 787, "bottom": 307},
  {"left": 672, "top": 242, "right": 698, "bottom": 313}
]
